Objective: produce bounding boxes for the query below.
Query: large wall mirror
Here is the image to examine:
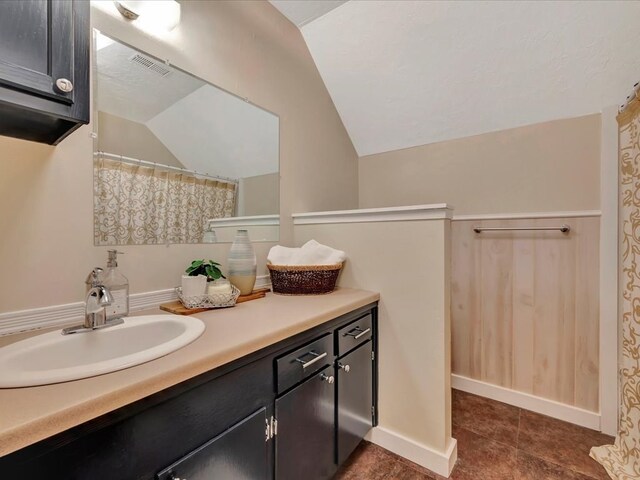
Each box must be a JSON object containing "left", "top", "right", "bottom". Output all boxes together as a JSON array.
[{"left": 93, "top": 30, "right": 279, "bottom": 245}]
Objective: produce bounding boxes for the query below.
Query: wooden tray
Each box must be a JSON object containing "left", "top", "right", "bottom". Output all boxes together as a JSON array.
[{"left": 160, "top": 288, "right": 269, "bottom": 315}]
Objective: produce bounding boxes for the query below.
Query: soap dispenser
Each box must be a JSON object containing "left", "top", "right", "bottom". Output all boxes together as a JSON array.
[{"left": 103, "top": 250, "right": 129, "bottom": 320}]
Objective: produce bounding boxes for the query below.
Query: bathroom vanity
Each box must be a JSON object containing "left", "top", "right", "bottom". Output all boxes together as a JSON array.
[{"left": 0, "top": 289, "right": 378, "bottom": 479}]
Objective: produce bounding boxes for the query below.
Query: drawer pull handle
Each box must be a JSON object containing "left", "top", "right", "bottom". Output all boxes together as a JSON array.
[
  {"left": 320, "top": 373, "right": 335, "bottom": 384},
  {"left": 295, "top": 350, "right": 327, "bottom": 369},
  {"left": 344, "top": 327, "right": 371, "bottom": 340}
]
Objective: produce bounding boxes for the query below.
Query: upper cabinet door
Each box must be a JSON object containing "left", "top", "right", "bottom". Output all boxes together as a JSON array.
[
  {"left": 0, "top": 0, "right": 89, "bottom": 145},
  {"left": 0, "top": 0, "right": 74, "bottom": 104}
]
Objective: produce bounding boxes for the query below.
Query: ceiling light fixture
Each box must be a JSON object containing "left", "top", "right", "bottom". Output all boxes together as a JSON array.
[
  {"left": 114, "top": 1, "right": 140, "bottom": 20},
  {"left": 113, "top": 1, "right": 181, "bottom": 32}
]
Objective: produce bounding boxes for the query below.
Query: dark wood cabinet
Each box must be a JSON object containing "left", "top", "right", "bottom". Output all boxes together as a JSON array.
[
  {"left": 0, "top": 304, "right": 378, "bottom": 480},
  {"left": 336, "top": 340, "right": 374, "bottom": 464},
  {"left": 0, "top": 0, "right": 90, "bottom": 145},
  {"left": 157, "top": 407, "right": 269, "bottom": 480},
  {"left": 275, "top": 365, "right": 336, "bottom": 480}
]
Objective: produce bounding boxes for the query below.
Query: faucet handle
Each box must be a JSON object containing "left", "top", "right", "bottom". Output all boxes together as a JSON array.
[
  {"left": 85, "top": 267, "right": 104, "bottom": 287},
  {"left": 97, "top": 285, "right": 114, "bottom": 306}
]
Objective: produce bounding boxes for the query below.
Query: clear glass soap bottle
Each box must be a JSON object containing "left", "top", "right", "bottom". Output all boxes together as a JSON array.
[{"left": 103, "top": 250, "right": 129, "bottom": 320}]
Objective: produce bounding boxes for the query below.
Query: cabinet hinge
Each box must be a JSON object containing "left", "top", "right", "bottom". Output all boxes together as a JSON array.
[
  {"left": 371, "top": 405, "right": 375, "bottom": 418},
  {"left": 371, "top": 351, "right": 375, "bottom": 361},
  {"left": 265, "top": 416, "right": 278, "bottom": 442}
]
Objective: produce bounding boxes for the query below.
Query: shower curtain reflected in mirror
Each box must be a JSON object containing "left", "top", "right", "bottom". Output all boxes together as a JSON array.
[
  {"left": 94, "top": 155, "right": 236, "bottom": 245},
  {"left": 590, "top": 96, "right": 640, "bottom": 479}
]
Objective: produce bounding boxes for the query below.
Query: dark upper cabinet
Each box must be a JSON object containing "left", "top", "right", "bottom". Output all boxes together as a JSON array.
[{"left": 0, "top": 0, "right": 90, "bottom": 145}]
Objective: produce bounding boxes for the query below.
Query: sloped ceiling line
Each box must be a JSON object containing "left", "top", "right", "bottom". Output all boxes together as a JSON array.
[{"left": 272, "top": 0, "right": 640, "bottom": 157}]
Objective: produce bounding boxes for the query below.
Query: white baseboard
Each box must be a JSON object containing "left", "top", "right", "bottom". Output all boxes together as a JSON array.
[
  {"left": 451, "top": 374, "right": 601, "bottom": 431},
  {"left": 0, "top": 275, "right": 271, "bottom": 336},
  {"left": 366, "top": 426, "right": 457, "bottom": 477}
]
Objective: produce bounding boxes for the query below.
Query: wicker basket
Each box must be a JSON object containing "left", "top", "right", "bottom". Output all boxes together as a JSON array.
[
  {"left": 267, "top": 263, "right": 343, "bottom": 295},
  {"left": 175, "top": 285, "right": 241, "bottom": 309}
]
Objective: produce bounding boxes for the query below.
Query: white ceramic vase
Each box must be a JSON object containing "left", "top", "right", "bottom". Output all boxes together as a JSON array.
[{"left": 228, "top": 230, "right": 257, "bottom": 295}]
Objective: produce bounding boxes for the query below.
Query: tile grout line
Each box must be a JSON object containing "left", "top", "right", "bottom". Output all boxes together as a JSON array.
[{"left": 516, "top": 406, "right": 522, "bottom": 448}]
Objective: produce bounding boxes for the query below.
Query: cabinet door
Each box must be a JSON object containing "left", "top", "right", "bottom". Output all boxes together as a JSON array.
[
  {"left": 275, "top": 365, "right": 336, "bottom": 480},
  {"left": 337, "top": 340, "right": 373, "bottom": 464},
  {"left": 0, "top": 0, "right": 74, "bottom": 103},
  {"left": 156, "top": 407, "right": 269, "bottom": 480}
]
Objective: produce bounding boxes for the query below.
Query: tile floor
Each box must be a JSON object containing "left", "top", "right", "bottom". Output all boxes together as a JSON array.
[{"left": 334, "top": 389, "right": 614, "bottom": 479}]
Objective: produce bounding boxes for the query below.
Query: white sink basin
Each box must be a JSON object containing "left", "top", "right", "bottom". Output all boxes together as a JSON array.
[{"left": 0, "top": 315, "right": 205, "bottom": 388}]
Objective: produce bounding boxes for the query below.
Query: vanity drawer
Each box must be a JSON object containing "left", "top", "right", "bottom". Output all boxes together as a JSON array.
[
  {"left": 276, "top": 333, "right": 332, "bottom": 393},
  {"left": 336, "top": 314, "right": 372, "bottom": 356}
]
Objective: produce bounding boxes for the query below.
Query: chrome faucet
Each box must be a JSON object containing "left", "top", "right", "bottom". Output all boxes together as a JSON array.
[
  {"left": 84, "top": 285, "right": 114, "bottom": 329},
  {"left": 62, "top": 269, "right": 124, "bottom": 335}
]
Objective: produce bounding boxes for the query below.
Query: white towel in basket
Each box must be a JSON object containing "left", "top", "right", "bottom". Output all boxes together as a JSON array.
[{"left": 267, "top": 240, "right": 346, "bottom": 266}]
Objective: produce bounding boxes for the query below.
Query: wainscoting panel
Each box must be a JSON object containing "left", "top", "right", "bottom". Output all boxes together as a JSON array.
[{"left": 451, "top": 216, "right": 600, "bottom": 412}]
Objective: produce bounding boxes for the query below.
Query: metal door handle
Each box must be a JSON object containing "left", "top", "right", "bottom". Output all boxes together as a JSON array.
[
  {"left": 294, "top": 350, "right": 327, "bottom": 369},
  {"left": 338, "top": 363, "right": 350, "bottom": 372},
  {"left": 320, "top": 373, "right": 334, "bottom": 384},
  {"left": 344, "top": 327, "right": 371, "bottom": 340}
]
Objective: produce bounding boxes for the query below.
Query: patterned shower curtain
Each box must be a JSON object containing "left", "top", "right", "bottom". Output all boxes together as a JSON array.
[
  {"left": 590, "top": 98, "right": 640, "bottom": 479},
  {"left": 94, "top": 156, "right": 236, "bottom": 245}
]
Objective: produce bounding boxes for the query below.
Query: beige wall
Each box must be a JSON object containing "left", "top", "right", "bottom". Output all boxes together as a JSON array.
[
  {"left": 358, "top": 114, "right": 601, "bottom": 215},
  {"left": 97, "top": 111, "right": 184, "bottom": 168},
  {"left": 294, "top": 219, "right": 454, "bottom": 474},
  {"left": 0, "top": 1, "right": 358, "bottom": 314},
  {"left": 238, "top": 172, "right": 279, "bottom": 216}
]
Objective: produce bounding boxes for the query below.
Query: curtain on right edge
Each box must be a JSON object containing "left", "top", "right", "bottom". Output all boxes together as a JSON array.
[{"left": 590, "top": 96, "right": 640, "bottom": 479}]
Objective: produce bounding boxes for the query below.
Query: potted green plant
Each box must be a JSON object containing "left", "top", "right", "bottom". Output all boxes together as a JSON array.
[{"left": 185, "top": 259, "right": 225, "bottom": 282}]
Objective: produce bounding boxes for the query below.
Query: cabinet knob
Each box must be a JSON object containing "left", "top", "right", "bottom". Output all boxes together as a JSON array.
[
  {"left": 338, "top": 363, "right": 350, "bottom": 373},
  {"left": 55, "top": 78, "right": 74, "bottom": 93},
  {"left": 170, "top": 474, "right": 185, "bottom": 480},
  {"left": 320, "top": 373, "right": 334, "bottom": 384}
]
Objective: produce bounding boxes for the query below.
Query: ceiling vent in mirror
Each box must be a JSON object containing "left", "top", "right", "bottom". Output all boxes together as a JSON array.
[{"left": 128, "top": 54, "right": 172, "bottom": 77}]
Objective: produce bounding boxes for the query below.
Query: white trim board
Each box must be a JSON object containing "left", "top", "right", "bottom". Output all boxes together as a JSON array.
[
  {"left": 452, "top": 210, "right": 602, "bottom": 221},
  {"left": 598, "top": 105, "right": 619, "bottom": 437},
  {"left": 254, "top": 274, "right": 272, "bottom": 289},
  {"left": 366, "top": 426, "right": 457, "bottom": 477},
  {"left": 452, "top": 374, "right": 601, "bottom": 431},
  {"left": 208, "top": 214, "right": 279, "bottom": 228},
  {"left": 0, "top": 289, "right": 176, "bottom": 336},
  {"left": 0, "top": 275, "right": 271, "bottom": 336},
  {"left": 292, "top": 204, "right": 453, "bottom": 225}
]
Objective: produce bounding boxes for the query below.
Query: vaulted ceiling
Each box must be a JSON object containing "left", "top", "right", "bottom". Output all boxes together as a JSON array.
[
  {"left": 271, "top": 1, "right": 640, "bottom": 157},
  {"left": 269, "top": 0, "right": 347, "bottom": 27}
]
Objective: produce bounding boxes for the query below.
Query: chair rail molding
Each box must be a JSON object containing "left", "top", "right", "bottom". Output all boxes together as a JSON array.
[
  {"left": 292, "top": 204, "right": 453, "bottom": 225},
  {"left": 0, "top": 275, "right": 271, "bottom": 336}
]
